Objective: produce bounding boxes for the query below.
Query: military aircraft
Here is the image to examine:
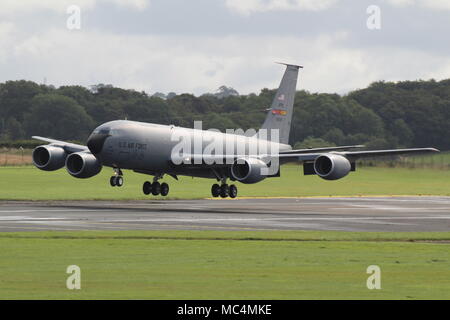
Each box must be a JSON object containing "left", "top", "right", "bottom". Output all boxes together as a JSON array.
[{"left": 31, "top": 63, "right": 438, "bottom": 198}]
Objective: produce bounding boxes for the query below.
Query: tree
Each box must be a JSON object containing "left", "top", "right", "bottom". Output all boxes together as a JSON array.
[
  {"left": 214, "top": 86, "right": 239, "bottom": 99},
  {"left": 24, "top": 94, "right": 94, "bottom": 141},
  {"left": 0, "top": 77, "right": 449, "bottom": 151},
  {"left": 5, "top": 117, "right": 25, "bottom": 140},
  {"left": 123, "top": 97, "right": 170, "bottom": 124},
  {"left": 294, "top": 137, "right": 336, "bottom": 149},
  {"left": 57, "top": 85, "right": 93, "bottom": 106},
  {"left": 0, "top": 80, "right": 48, "bottom": 122},
  {"left": 152, "top": 92, "right": 167, "bottom": 100}
]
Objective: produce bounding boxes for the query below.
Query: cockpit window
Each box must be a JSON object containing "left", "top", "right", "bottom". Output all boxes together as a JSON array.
[
  {"left": 92, "top": 127, "right": 115, "bottom": 136},
  {"left": 110, "top": 129, "right": 121, "bottom": 136}
]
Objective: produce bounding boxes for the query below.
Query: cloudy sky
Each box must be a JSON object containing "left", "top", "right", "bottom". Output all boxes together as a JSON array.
[{"left": 0, "top": 0, "right": 449, "bottom": 95}]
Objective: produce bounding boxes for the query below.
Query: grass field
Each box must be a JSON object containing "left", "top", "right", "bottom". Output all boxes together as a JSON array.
[
  {"left": 0, "top": 165, "right": 449, "bottom": 200},
  {"left": 0, "top": 230, "right": 449, "bottom": 299},
  {"left": 361, "top": 151, "right": 450, "bottom": 169},
  {"left": 1, "top": 165, "right": 449, "bottom": 299}
]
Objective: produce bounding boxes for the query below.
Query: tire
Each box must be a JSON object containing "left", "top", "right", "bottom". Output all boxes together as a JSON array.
[
  {"left": 143, "top": 181, "right": 152, "bottom": 195},
  {"left": 152, "top": 182, "right": 161, "bottom": 196},
  {"left": 229, "top": 184, "right": 238, "bottom": 198},
  {"left": 160, "top": 183, "right": 169, "bottom": 196},
  {"left": 220, "top": 184, "right": 229, "bottom": 198},
  {"left": 110, "top": 176, "right": 116, "bottom": 187},
  {"left": 211, "top": 184, "right": 220, "bottom": 197},
  {"left": 116, "top": 176, "right": 124, "bottom": 187}
]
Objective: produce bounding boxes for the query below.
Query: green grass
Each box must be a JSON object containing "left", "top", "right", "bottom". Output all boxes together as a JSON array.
[
  {"left": 0, "top": 165, "right": 449, "bottom": 200},
  {"left": 361, "top": 151, "right": 450, "bottom": 169},
  {"left": 0, "top": 230, "right": 449, "bottom": 299}
]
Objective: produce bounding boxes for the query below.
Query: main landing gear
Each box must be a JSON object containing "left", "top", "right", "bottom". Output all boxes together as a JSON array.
[
  {"left": 110, "top": 168, "right": 124, "bottom": 187},
  {"left": 211, "top": 181, "right": 238, "bottom": 199},
  {"left": 142, "top": 175, "right": 169, "bottom": 197}
]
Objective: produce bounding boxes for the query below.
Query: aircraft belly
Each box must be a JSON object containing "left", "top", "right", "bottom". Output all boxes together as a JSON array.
[{"left": 166, "top": 167, "right": 217, "bottom": 179}]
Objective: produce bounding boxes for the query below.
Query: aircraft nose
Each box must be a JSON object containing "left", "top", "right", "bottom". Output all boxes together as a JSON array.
[{"left": 87, "top": 129, "right": 110, "bottom": 155}]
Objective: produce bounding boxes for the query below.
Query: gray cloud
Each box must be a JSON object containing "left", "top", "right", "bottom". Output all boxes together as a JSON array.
[{"left": 0, "top": 0, "right": 449, "bottom": 95}]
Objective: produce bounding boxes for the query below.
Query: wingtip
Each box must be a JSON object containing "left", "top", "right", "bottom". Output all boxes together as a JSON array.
[{"left": 420, "top": 147, "right": 440, "bottom": 153}]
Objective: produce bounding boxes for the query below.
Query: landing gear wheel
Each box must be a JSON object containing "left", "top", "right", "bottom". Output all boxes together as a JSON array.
[
  {"left": 110, "top": 175, "right": 123, "bottom": 187},
  {"left": 115, "top": 176, "right": 124, "bottom": 187},
  {"left": 151, "top": 182, "right": 161, "bottom": 196},
  {"left": 229, "top": 184, "right": 238, "bottom": 198},
  {"left": 143, "top": 181, "right": 152, "bottom": 195},
  {"left": 160, "top": 183, "right": 169, "bottom": 197},
  {"left": 211, "top": 184, "right": 220, "bottom": 197},
  {"left": 220, "top": 184, "right": 229, "bottom": 198}
]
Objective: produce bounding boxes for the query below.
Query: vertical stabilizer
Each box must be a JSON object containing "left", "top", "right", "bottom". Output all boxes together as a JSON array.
[{"left": 260, "top": 63, "right": 301, "bottom": 145}]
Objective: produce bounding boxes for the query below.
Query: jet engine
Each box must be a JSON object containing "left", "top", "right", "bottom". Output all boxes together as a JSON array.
[
  {"left": 230, "top": 158, "right": 269, "bottom": 184},
  {"left": 313, "top": 154, "right": 351, "bottom": 180},
  {"left": 65, "top": 152, "right": 102, "bottom": 179},
  {"left": 32, "top": 145, "right": 67, "bottom": 171}
]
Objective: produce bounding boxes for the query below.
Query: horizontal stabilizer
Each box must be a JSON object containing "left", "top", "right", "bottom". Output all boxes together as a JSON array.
[{"left": 275, "top": 62, "right": 304, "bottom": 69}]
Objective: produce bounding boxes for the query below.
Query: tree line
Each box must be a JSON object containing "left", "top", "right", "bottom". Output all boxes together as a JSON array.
[{"left": 0, "top": 78, "right": 449, "bottom": 150}]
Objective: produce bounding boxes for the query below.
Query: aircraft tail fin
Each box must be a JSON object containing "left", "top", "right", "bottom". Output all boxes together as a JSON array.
[{"left": 260, "top": 63, "right": 301, "bottom": 145}]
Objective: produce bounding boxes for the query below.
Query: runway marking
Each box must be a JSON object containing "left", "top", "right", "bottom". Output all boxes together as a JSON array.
[
  {"left": 5, "top": 219, "right": 297, "bottom": 231},
  {"left": 0, "top": 209, "right": 112, "bottom": 214},
  {"left": 343, "top": 205, "right": 448, "bottom": 211},
  {"left": 207, "top": 195, "right": 450, "bottom": 200},
  {"left": 101, "top": 216, "right": 450, "bottom": 223},
  {"left": 4, "top": 215, "right": 448, "bottom": 224},
  {"left": 0, "top": 216, "right": 71, "bottom": 221},
  {"left": 107, "top": 223, "right": 274, "bottom": 231},
  {"left": 0, "top": 225, "right": 78, "bottom": 231},
  {"left": 0, "top": 221, "right": 274, "bottom": 232}
]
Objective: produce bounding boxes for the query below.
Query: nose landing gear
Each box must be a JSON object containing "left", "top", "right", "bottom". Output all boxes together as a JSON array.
[{"left": 110, "top": 168, "right": 124, "bottom": 187}]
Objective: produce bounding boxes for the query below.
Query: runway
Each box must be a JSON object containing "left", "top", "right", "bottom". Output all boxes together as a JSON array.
[{"left": 0, "top": 197, "right": 449, "bottom": 232}]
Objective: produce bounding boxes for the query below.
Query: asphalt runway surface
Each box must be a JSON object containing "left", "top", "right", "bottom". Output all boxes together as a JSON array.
[{"left": 0, "top": 197, "right": 449, "bottom": 232}]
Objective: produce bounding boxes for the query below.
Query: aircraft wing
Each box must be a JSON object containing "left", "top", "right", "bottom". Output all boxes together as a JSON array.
[
  {"left": 279, "top": 145, "right": 365, "bottom": 154},
  {"left": 279, "top": 147, "right": 440, "bottom": 162},
  {"left": 32, "top": 136, "right": 88, "bottom": 153},
  {"left": 171, "top": 147, "right": 439, "bottom": 166}
]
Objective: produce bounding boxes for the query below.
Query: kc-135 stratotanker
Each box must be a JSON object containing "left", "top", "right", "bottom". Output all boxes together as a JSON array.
[{"left": 32, "top": 63, "right": 438, "bottom": 198}]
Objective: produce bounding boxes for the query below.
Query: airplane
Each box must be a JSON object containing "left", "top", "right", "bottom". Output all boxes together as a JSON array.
[{"left": 31, "top": 63, "right": 439, "bottom": 198}]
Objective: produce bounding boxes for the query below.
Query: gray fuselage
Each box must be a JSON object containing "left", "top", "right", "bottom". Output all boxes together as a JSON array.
[{"left": 87, "top": 120, "right": 291, "bottom": 179}]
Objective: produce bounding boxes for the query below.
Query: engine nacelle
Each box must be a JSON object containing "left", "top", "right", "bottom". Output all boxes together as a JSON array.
[
  {"left": 314, "top": 154, "right": 351, "bottom": 180},
  {"left": 32, "top": 145, "right": 67, "bottom": 171},
  {"left": 65, "top": 152, "right": 102, "bottom": 179},
  {"left": 231, "top": 158, "right": 268, "bottom": 184}
]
